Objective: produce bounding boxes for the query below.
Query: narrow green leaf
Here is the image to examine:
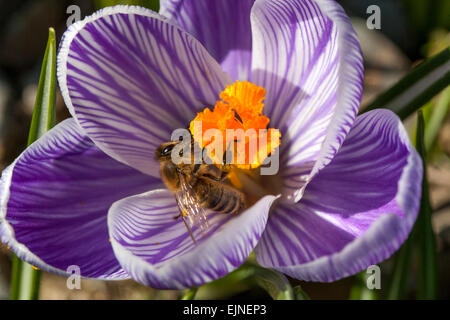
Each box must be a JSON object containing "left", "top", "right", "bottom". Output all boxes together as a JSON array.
[
  {"left": 181, "top": 287, "right": 198, "bottom": 300},
  {"left": 361, "top": 48, "right": 450, "bottom": 120},
  {"left": 27, "top": 28, "right": 57, "bottom": 144},
  {"left": 415, "top": 110, "right": 438, "bottom": 299},
  {"left": 94, "top": 0, "right": 159, "bottom": 11},
  {"left": 10, "top": 27, "right": 57, "bottom": 301},
  {"left": 386, "top": 228, "right": 415, "bottom": 300}
]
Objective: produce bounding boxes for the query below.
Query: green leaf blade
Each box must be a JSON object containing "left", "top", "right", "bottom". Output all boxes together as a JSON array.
[
  {"left": 10, "top": 27, "right": 57, "bottom": 301},
  {"left": 415, "top": 111, "right": 438, "bottom": 299},
  {"left": 361, "top": 48, "right": 450, "bottom": 120},
  {"left": 386, "top": 230, "right": 415, "bottom": 300},
  {"left": 181, "top": 287, "right": 198, "bottom": 300},
  {"left": 27, "top": 28, "right": 57, "bottom": 145}
]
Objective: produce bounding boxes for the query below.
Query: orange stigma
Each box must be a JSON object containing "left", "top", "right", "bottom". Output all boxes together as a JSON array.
[{"left": 189, "top": 81, "right": 281, "bottom": 169}]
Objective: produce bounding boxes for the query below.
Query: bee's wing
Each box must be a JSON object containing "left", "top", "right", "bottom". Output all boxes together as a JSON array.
[{"left": 176, "top": 173, "right": 209, "bottom": 231}]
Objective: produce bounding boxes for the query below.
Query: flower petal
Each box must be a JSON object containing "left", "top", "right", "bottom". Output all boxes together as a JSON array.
[
  {"left": 58, "top": 6, "right": 232, "bottom": 177},
  {"left": 255, "top": 109, "right": 422, "bottom": 282},
  {"left": 251, "top": 0, "right": 364, "bottom": 200},
  {"left": 160, "top": 0, "right": 255, "bottom": 80},
  {"left": 108, "top": 189, "right": 276, "bottom": 289},
  {"left": 0, "top": 119, "right": 161, "bottom": 279}
]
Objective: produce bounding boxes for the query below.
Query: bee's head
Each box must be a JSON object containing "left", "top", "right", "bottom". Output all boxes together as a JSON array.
[{"left": 155, "top": 141, "right": 181, "bottom": 162}]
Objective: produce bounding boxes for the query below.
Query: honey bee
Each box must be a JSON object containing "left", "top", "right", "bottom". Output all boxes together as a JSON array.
[{"left": 155, "top": 138, "right": 245, "bottom": 244}]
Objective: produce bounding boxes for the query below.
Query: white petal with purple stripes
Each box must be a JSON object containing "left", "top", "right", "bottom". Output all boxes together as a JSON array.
[
  {"left": 255, "top": 109, "right": 422, "bottom": 282},
  {"left": 160, "top": 0, "right": 255, "bottom": 81},
  {"left": 58, "top": 6, "right": 232, "bottom": 177},
  {"left": 251, "top": 0, "right": 364, "bottom": 201},
  {"left": 108, "top": 189, "right": 276, "bottom": 289},
  {"left": 0, "top": 119, "right": 161, "bottom": 279}
]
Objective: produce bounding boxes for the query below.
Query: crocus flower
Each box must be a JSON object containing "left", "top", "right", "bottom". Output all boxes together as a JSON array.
[{"left": 0, "top": 0, "right": 422, "bottom": 289}]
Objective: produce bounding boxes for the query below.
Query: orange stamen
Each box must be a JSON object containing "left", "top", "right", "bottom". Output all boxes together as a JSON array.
[{"left": 189, "top": 81, "right": 281, "bottom": 170}]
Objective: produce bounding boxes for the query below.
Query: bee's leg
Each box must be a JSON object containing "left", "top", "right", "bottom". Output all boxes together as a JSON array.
[
  {"left": 174, "top": 196, "right": 198, "bottom": 246},
  {"left": 173, "top": 213, "right": 182, "bottom": 220},
  {"left": 181, "top": 215, "right": 198, "bottom": 246}
]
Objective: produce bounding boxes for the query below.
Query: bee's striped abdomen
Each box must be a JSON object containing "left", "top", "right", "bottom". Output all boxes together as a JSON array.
[{"left": 195, "top": 178, "right": 244, "bottom": 215}]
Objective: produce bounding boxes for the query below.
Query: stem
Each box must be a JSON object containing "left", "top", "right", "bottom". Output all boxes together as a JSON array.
[
  {"left": 181, "top": 287, "right": 198, "bottom": 300},
  {"left": 10, "top": 259, "right": 41, "bottom": 300}
]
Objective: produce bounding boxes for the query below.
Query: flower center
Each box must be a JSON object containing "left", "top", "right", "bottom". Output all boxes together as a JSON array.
[
  {"left": 189, "top": 81, "right": 281, "bottom": 170},
  {"left": 189, "top": 81, "right": 282, "bottom": 205}
]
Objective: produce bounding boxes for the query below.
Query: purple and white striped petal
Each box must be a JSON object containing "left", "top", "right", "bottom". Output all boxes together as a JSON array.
[
  {"left": 160, "top": 0, "right": 255, "bottom": 81},
  {"left": 0, "top": 119, "right": 161, "bottom": 279},
  {"left": 255, "top": 109, "right": 422, "bottom": 282},
  {"left": 251, "top": 0, "right": 364, "bottom": 201},
  {"left": 108, "top": 189, "right": 276, "bottom": 289},
  {"left": 58, "top": 6, "right": 232, "bottom": 177}
]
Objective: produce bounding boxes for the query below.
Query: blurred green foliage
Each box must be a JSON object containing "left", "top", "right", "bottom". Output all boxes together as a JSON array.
[
  {"left": 349, "top": 272, "right": 378, "bottom": 300},
  {"left": 94, "top": 0, "right": 159, "bottom": 11},
  {"left": 195, "top": 263, "right": 294, "bottom": 300},
  {"left": 401, "top": 0, "right": 450, "bottom": 40},
  {"left": 401, "top": 0, "right": 449, "bottom": 59}
]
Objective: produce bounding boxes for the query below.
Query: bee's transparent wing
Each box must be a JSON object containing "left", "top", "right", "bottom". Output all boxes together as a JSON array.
[{"left": 176, "top": 173, "right": 209, "bottom": 231}]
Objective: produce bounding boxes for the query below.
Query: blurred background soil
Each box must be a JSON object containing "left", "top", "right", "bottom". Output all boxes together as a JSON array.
[{"left": 0, "top": 0, "right": 449, "bottom": 299}]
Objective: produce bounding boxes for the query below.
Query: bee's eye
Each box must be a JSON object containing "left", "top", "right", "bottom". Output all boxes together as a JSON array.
[{"left": 161, "top": 145, "right": 174, "bottom": 156}]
